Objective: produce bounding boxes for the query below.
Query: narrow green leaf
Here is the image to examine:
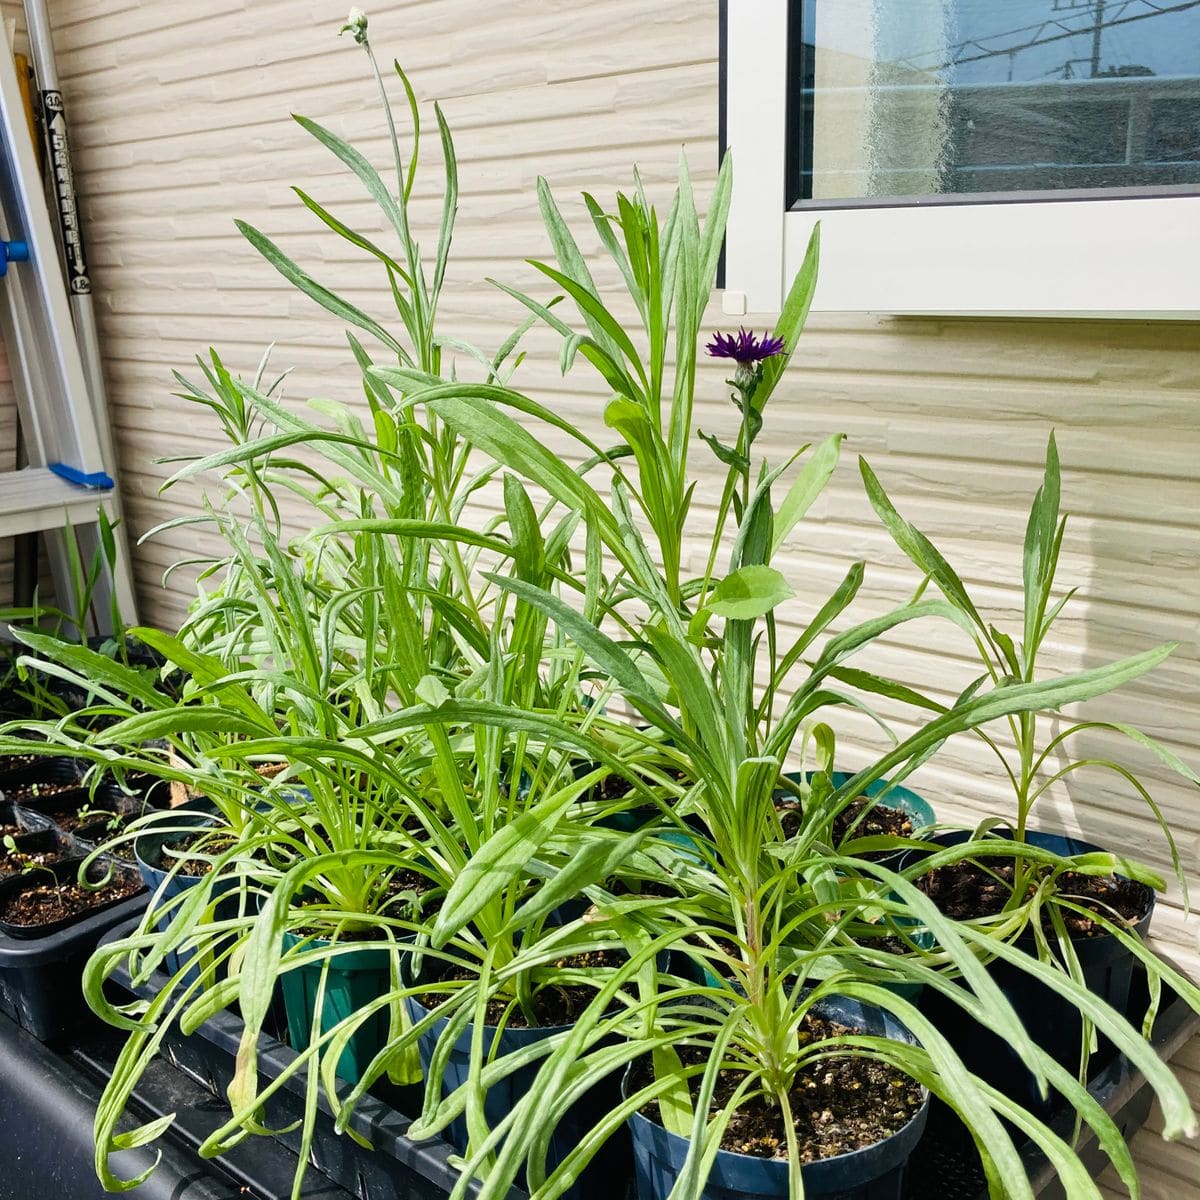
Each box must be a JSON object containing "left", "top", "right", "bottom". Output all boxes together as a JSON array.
[
  {"left": 235, "top": 220, "right": 406, "bottom": 358},
  {"left": 652, "top": 1045, "right": 695, "bottom": 1136},
  {"left": 771, "top": 433, "right": 842, "bottom": 553}
]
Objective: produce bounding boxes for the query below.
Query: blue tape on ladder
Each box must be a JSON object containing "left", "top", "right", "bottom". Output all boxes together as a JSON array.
[{"left": 48, "top": 462, "right": 114, "bottom": 490}]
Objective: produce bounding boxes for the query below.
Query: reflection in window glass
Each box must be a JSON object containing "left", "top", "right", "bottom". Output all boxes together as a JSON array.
[{"left": 791, "top": 0, "right": 1200, "bottom": 203}]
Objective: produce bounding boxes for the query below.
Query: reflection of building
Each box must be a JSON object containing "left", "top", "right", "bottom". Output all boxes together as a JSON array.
[
  {"left": 803, "top": 72, "right": 1200, "bottom": 200},
  {"left": 799, "top": 0, "right": 1200, "bottom": 201},
  {"left": 945, "top": 73, "right": 1200, "bottom": 192}
]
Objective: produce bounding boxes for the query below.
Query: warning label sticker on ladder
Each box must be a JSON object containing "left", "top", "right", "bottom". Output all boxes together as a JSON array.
[{"left": 41, "top": 89, "right": 90, "bottom": 296}]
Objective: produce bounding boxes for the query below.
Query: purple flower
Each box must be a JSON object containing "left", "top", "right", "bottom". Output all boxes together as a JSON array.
[{"left": 706, "top": 327, "right": 786, "bottom": 366}]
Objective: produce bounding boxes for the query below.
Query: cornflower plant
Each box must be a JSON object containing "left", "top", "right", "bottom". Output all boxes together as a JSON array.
[{"left": 371, "top": 154, "right": 1200, "bottom": 1200}]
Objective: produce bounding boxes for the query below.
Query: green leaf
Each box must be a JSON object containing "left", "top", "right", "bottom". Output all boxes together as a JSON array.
[
  {"left": 481, "top": 572, "right": 669, "bottom": 725},
  {"left": 235, "top": 220, "right": 406, "bottom": 359},
  {"left": 708, "top": 565, "right": 795, "bottom": 621},
  {"left": 500, "top": 832, "right": 649, "bottom": 935},
  {"left": 771, "top": 433, "right": 842, "bottom": 554},
  {"left": 415, "top": 674, "right": 451, "bottom": 707},
  {"left": 651, "top": 1045, "right": 694, "bottom": 1137},
  {"left": 529, "top": 260, "right": 648, "bottom": 398},
  {"left": 432, "top": 771, "right": 602, "bottom": 946},
  {"left": 859, "top": 455, "right": 988, "bottom": 636},
  {"left": 756, "top": 223, "right": 819, "bottom": 409},
  {"left": 697, "top": 428, "right": 748, "bottom": 472}
]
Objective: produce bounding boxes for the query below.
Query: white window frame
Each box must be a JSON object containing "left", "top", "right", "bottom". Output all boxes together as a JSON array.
[{"left": 722, "top": 0, "right": 1200, "bottom": 319}]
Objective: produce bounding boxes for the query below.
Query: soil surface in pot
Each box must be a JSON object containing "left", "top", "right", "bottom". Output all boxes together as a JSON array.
[
  {"left": 777, "top": 796, "right": 913, "bottom": 847},
  {"left": 76, "top": 828, "right": 137, "bottom": 861},
  {"left": 633, "top": 1014, "right": 924, "bottom": 1161},
  {"left": 156, "top": 829, "right": 239, "bottom": 876},
  {"left": 419, "top": 947, "right": 627, "bottom": 1028},
  {"left": 56, "top": 805, "right": 128, "bottom": 837},
  {"left": 0, "top": 870, "right": 144, "bottom": 927},
  {"left": 916, "top": 857, "right": 1152, "bottom": 937},
  {"left": 0, "top": 751, "right": 40, "bottom": 773},
  {"left": 0, "top": 843, "right": 77, "bottom": 876},
  {"left": 7, "top": 779, "right": 81, "bottom": 804}
]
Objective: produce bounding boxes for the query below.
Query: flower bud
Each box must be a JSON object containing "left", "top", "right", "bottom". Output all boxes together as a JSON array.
[{"left": 340, "top": 7, "right": 368, "bottom": 43}]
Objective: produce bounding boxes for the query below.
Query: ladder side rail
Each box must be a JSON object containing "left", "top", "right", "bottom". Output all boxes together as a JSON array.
[{"left": 0, "top": 41, "right": 137, "bottom": 629}]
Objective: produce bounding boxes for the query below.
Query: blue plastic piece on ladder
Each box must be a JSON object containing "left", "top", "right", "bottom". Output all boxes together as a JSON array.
[
  {"left": 0, "top": 240, "right": 28, "bottom": 276},
  {"left": 48, "top": 462, "right": 114, "bottom": 490}
]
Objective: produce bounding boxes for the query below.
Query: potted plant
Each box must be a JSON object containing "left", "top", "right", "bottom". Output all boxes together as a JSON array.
[
  {"left": 1, "top": 18, "right": 1192, "bottom": 1200},
  {"left": 859, "top": 435, "right": 1200, "bottom": 1107}
]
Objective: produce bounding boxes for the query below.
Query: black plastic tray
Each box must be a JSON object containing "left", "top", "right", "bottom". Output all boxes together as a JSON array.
[
  {"left": 0, "top": 862, "right": 148, "bottom": 1041},
  {"left": 102, "top": 917, "right": 1199, "bottom": 1200},
  {"left": 0, "top": 749, "right": 84, "bottom": 801},
  {"left": 0, "top": 826, "right": 81, "bottom": 880}
]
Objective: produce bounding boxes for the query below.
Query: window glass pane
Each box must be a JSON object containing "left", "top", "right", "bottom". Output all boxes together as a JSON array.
[{"left": 792, "top": 0, "right": 1200, "bottom": 203}]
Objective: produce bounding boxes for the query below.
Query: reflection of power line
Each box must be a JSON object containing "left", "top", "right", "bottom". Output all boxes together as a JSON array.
[{"left": 897, "top": 0, "right": 1200, "bottom": 71}]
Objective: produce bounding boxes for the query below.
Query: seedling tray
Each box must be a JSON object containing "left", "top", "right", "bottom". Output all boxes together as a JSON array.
[
  {"left": 0, "top": 749, "right": 84, "bottom": 800},
  {"left": 102, "top": 918, "right": 1198, "bottom": 1200},
  {"left": 0, "top": 864, "right": 148, "bottom": 1041}
]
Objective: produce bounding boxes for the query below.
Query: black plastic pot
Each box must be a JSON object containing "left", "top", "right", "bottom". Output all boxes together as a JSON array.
[
  {"left": 0, "top": 859, "right": 148, "bottom": 1041},
  {"left": 909, "top": 829, "right": 1155, "bottom": 1112},
  {"left": 0, "top": 749, "right": 84, "bottom": 800},
  {"left": 625, "top": 995, "right": 929, "bottom": 1199},
  {"left": 0, "top": 827, "right": 79, "bottom": 879},
  {"left": 0, "top": 856, "right": 145, "bottom": 939},
  {"left": 19, "top": 781, "right": 133, "bottom": 831},
  {"left": 0, "top": 799, "right": 53, "bottom": 838},
  {"left": 404, "top": 987, "right": 631, "bottom": 1200}
]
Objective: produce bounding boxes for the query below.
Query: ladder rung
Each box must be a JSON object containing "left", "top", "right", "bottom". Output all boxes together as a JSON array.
[{"left": 0, "top": 466, "right": 110, "bottom": 537}]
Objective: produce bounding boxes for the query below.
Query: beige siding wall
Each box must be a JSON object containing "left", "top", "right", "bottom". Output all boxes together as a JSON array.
[{"left": 19, "top": 0, "right": 1200, "bottom": 1191}]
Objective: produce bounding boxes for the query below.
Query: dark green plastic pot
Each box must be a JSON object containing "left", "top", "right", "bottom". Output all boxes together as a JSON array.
[
  {"left": 280, "top": 929, "right": 410, "bottom": 1084},
  {"left": 785, "top": 770, "right": 935, "bottom": 836},
  {"left": 625, "top": 995, "right": 929, "bottom": 1199}
]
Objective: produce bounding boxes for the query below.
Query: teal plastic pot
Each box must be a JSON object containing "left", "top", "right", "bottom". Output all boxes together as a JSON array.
[
  {"left": 907, "top": 828, "right": 1154, "bottom": 1111},
  {"left": 783, "top": 770, "right": 935, "bottom": 835},
  {"left": 625, "top": 995, "right": 929, "bottom": 1199},
  {"left": 280, "top": 929, "right": 409, "bottom": 1084}
]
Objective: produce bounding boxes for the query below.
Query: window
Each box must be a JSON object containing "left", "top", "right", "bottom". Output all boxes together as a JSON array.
[{"left": 722, "top": 0, "right": 1200, "bottom": 316}]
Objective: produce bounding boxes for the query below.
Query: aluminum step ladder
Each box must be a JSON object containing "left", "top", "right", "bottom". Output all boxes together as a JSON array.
[{"left": 0, "top": 27, "right": 136, "bottom": 635}]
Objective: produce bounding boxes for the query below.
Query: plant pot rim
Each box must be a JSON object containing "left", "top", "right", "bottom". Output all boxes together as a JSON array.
[
  {"left": 621, "top": 992, "right": 930, "bottom": 1192},
  {"left": 902, "top": 826, "right": 1157, "bottom": 936}
]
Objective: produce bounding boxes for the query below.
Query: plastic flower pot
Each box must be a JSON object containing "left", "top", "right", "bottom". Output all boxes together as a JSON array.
[
  {"left": 280, "top": 928, "right": 411, "bottom": 1085},
  {"left": 0, "top": 858, "right": 148, "bottom": 1042},
  {"left": 782, "top": 770, "right": 935, "bottom": 839},
  {"left": 0, "top": 856, "right": 143, "bottom": 939},
  {"left": 133, "top": 801, "right": 236, "bottom": 983},
  {"left": 0, "top": 747, "right": 83, "bottom": 798},
  {"left": 0, "top": 827, "right": 77, "bottom": 880},
  {"left": 908, "top": 828, "right": 1155, "bottom": 1112},
  {"left": 625, "top": 995, "right": 929, "bottom": 1200},
  {"left": 404, "top": 980, "right": 633, "bottom": 1200}
]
